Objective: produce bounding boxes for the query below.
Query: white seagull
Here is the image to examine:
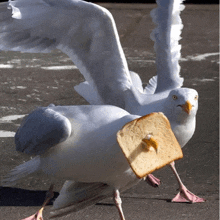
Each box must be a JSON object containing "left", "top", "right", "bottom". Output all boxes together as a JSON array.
[
  {"left": 0, "top": 0, "right": 204, "bottom": 208},
  {"left": 3, "top": 104, "right": 174, "bottom": 220}
]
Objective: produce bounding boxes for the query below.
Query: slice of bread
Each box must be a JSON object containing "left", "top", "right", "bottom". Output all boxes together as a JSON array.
[{"left": 117, "top": 112, "right": 183, "bottom": 178}]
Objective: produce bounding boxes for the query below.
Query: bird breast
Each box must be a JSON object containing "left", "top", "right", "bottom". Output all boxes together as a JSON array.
[{"left": 172, "top": 118, "right": 196, "bottom": 147}]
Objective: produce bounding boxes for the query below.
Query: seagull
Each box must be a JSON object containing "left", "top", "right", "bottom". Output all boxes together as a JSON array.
[
  {"left": 74, "top": 0, "right": 205, "bottom": 203},
  {"left": 0, "top": 0, "right": 204, "bottom": 206},
  {"left": 2, "top": 104, "right": 163, "bottom": 219}
]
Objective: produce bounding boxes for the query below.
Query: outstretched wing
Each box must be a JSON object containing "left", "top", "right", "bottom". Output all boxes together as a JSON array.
[
  {"left": 0, "top": 0, "right": 132, "bottom": 107},
  {"left": 150, "top": 0, "right": 184, "bottom": 93},
  {"left": 15, "top": 106, "right": 72, "bottom": 155},
  {"left": 76, "top": 0, "right": 186, "bottom": 108}
]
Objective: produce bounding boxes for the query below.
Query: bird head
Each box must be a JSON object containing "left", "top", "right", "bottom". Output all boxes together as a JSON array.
[{"left": 167, "top": 88, "right": 198, "bottom": 121}]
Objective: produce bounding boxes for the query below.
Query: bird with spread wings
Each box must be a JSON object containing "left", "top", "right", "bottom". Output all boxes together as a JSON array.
[{"left": 0, "top": 0, "right": 205, "bottom": 219}]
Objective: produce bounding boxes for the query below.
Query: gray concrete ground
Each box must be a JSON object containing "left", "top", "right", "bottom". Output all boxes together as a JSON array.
[{"left": 0, "top": 3, "right": 219, "bottom": 220}]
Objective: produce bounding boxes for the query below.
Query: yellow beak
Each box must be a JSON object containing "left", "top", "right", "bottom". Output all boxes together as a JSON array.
[
  {"left": 142, "top": 135, "right": 158, "bottom": 153},
  {"left": 181, "top": 100, "right": 192, "bottom": 114}
]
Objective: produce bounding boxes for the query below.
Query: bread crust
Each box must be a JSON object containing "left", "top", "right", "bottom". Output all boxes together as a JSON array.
[{"left": 117, "top": 112, "right": 183, "bottom": 178}]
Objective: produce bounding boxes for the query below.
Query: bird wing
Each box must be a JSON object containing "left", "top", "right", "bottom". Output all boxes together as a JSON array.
[
  {"left": 0, "top": 0, "right": 185, "bottom": 108},
  {"left": 74, "top": 70, "right": 147, "bottom": 105},
  {"left": 75, "top": 0, "right": 185, "bottom": 107},
  {"left": 15, "top": 107, "right": 72, "bottom": 155},
  {"left": 0, "top": 0, "right": 132, "bottom": 108},
  {"left": 51, "top": 180, "right": 113, "bottom": 218},
  {"left": 150, "top": 0, "right": 184, "bottom": 93}
]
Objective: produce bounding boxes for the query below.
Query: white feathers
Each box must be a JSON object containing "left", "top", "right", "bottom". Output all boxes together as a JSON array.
[
  {"left": 0, "top": 0, "right": 132, "bottom": 108},
  {"left": 51, "top": 181, "right": 113, "bottom": 217},
  {"left": 9, "top": 0, "right": 50, "bottom": 20},
  {"left": 150, "top": 0, "right": 184, "bottom": 92},
  {"left": 2, "top": 156, "right": 41, "bottom": 186},
  {"left": 0, "top": 0, "right": 202, "bottom": 216},
  {"left": 144, "top": 76, "right": 158, "bottom": 94},
  {"left": 3, "top": 105, "right": 138, "bottom": 184},
  {"left": 0, "top": 0, "right": 186, "bottom": 109},
  {"left": 74, "top": 81, "right": 104, "bottom": 105}
]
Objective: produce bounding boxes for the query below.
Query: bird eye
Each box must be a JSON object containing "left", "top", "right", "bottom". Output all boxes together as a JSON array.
[
  {"left": 172, "top": 95, "right": 178, "bottom": 100},
  {"left": 194, "top": 95, "right": 198, "bottom": 100}
]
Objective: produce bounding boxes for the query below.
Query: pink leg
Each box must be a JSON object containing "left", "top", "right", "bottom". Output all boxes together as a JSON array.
[
  {"left": 21, "top": 207, "right": 44, "bottom": 220},
  {"left": 145, "top": 174, "right": 161, "bottom": 187},
  {"left": 21, "top": 184, "right": 54, "bottom": 220},
  {"left": 42, "top": 184, "right": 54, "bottom": 207},
  {"left": 170, "top": 162, "right": 205, "bottom": 203},
  {"left": 113, "top": 189, "right": 126, "bottom": 220}
]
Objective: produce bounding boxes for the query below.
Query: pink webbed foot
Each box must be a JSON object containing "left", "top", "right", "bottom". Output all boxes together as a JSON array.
[
  {"left": 145, "top": 174, "right": 161, "bottom": 187},
  {"left": 172, "top": 185, "right": 206, "bottom": 203}
]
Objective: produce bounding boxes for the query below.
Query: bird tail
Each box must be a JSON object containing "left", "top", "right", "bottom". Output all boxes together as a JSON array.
[
  {"left": 2, "top": 156, "right": 40, "bottom": 187},
  {"left": 50, "top": 180, "right": 113, "bottom": 218}
]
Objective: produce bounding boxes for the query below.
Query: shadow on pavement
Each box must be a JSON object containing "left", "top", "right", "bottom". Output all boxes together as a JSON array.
[{"left": 0, "top": 187, "right": 59, "bottom": 206}]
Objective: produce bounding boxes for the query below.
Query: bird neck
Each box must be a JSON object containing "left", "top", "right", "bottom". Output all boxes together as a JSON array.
[
  {"left": 170, "top": 112, "right": 196, "bottom": 127},
  {"left": 171, "top": 116, "right": 196, "bottom": 147}
]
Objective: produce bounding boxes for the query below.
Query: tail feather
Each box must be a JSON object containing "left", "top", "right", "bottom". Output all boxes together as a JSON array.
[{"left": 2, "top": 156, "right": 40, "bottom": 186}]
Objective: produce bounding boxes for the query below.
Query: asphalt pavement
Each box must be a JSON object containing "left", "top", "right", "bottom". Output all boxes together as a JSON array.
[{"left": 0, "top": 3, "right": 219, "bottom": 220}]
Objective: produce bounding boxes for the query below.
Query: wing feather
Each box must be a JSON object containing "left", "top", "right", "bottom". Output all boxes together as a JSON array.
[
  {"left": 150, "top": 0, "right": 184, "bottom": 92},
  {"left": 0, "top": 0, "right": 132, "bottom": 107},
  {"left": 51, "top": 180, "right": 113, "bottom": 218},
  {"left": 15, "top": 106, "right": 72, "bottom": 155}
]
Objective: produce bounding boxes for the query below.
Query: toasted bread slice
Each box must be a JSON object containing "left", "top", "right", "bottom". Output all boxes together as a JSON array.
[{"left": 117, "top": 112, "right": 183, "bottom": 178}]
